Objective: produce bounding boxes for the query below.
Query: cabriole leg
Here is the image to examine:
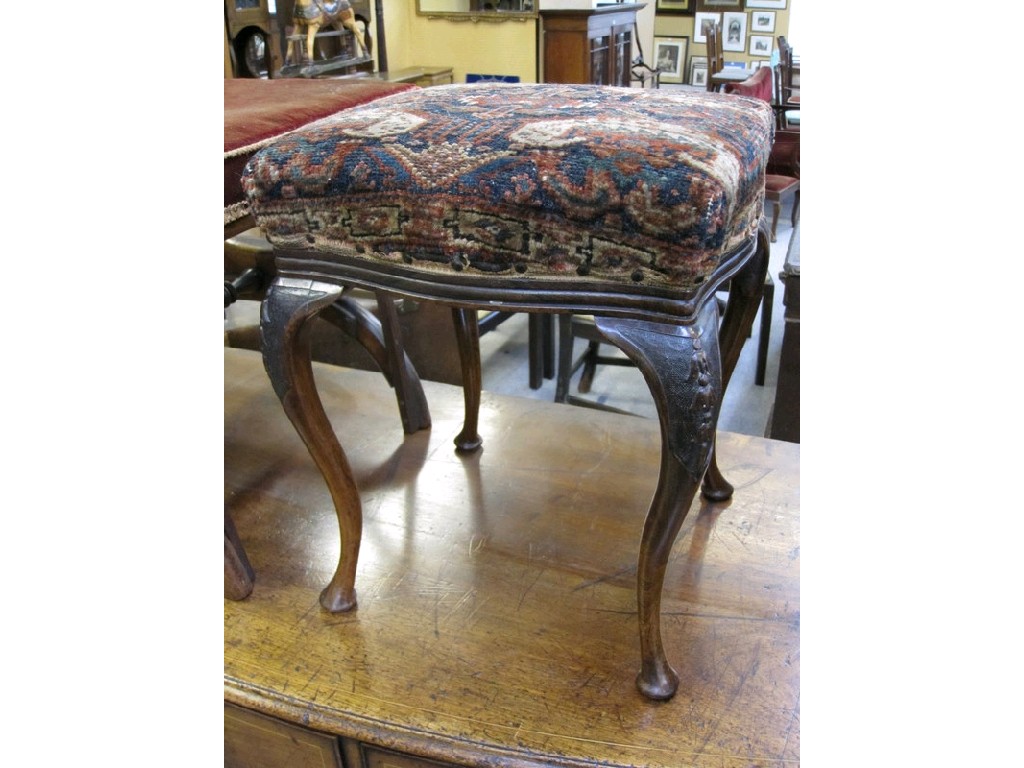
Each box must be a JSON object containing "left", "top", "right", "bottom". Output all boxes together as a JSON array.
[
  {"left": 451, "top": 307, "right": 483, "bottom": 453},
  {"left": 596, "top": 298, "right": 723, "bottom": 700},
  {"left": 261, "top": 278, "right": 362, "bottom": 613}
]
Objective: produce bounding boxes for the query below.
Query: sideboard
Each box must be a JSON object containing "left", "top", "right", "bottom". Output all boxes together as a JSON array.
[{"left": 539, "top": 4, "right": 646, "bottom": 86}]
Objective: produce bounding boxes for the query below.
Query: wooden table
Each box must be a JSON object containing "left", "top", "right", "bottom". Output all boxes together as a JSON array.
[{"left": 225, "top": 347, "right": 800, "bottom": 767}]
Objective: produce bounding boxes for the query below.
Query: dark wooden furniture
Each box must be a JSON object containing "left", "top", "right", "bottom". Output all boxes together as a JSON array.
[
  {"left": 224, "top": 346, "right": 801, "bottom": 767},
  {"left": 768, "top": 220, "right": 799, "bottom": 443},
  {"left": 539, "top": 3, "right": 645, "bottom": 86},
  {"left": 241, "top": 84, "right": 774, "bottom": 700},
  {"left": 705, "top": 21, "right": 754, "bottom": 92}
]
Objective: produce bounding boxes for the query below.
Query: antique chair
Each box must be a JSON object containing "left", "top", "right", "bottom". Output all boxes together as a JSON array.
[
  {"left": 775, "top": 36, "right": 800, "bottom": 129},
  {"left": 240, "top": 83, "right": 774, "bottom": 700}
]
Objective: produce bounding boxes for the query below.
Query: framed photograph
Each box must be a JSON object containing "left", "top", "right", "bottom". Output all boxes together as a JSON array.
[
  {"left": 722, "top": 11, "right": 746, "bottom": 52},
  {"left": 697, "top": 0, "right": 740, "bottom": 7},
  {"left": 749, "top": 9, "right": 775, "bottom": 32},
  {"left": 748, "top": 34, "right": 773, "bottom": 57},
  {"left": 690, "top": 64, "right": 709, "bottom": 88},
  {"left": 745, "top": 0, "right": 786, "bottom": 9},
  {"left": 655, "top": 0, "right": 694, "bottom": 13},
  {"left": 653, "top": 36, "right": 689, "bottom": 84},
  {"left": 693, "top": 12, "right": 720, "bottom": 44}
]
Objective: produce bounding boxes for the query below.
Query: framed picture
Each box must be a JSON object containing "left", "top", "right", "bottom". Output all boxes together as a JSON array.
[
  {"left": 697, "top": 0, "right": 740, "bottom": 7},
  {"left": 750, "top": 9, "right": 775, "bottom": 32},
  {"left": 690, "top": 64, "right": 709, "bottom": 88},
  {"left": 693, "top": 12, "right": 720, "bottom": 44},
  {"left": 748, "top": 34, "right": 773, "bottom": 57},
  {"left": 745, "top": 0, "right": 786, "bottom": 9},
  {"left": 722, "top": 11, "right": 746, "bottom": 52},
  {"left": 653, "top": 36, "right": 689, "bottom": 84},
  {"left": 655, "top": 0, "right": 694, "bottom": 13},
  {"left": 688, "top": 54, "right": 707, "bottom": 80}
]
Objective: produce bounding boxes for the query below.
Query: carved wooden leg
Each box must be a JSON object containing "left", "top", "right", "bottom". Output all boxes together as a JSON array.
[
  {"left": 225, "top": 509, "right": 255, "bottom": 601},
  {"left": 451, "top": 307, "right": 483, "bottom": 453},
  {"left": 318, "top": 293, "right": 431, "bottom": 435},
  {"left": 596, "top": 298, "right": 723, "bottom": 700},
  {"left": 702, "top": 225, "right": 771, "bottom": 501},
  {"left": 261, "top": 278, "right": 362, "bottom": 613}
]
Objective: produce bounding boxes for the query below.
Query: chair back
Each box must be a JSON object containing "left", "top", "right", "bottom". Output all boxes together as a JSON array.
[
  {"left": 777, "top": 36, "right": 797, "bottom": 101},
  {"left": 705, "top": 21, "right": 723, "bottom": 92}
]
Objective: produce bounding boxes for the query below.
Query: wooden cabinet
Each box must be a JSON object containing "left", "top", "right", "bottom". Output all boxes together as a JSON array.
[{"left": 540, "top": 4, "right": 645, "bottom": 86}]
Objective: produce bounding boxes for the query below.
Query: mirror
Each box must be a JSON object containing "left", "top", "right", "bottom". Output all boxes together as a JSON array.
[{"left": 416, "top": 0, "right": 537, "bottom": 21}]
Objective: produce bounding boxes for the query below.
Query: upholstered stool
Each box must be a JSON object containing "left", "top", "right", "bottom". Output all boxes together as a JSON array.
[{"left": 242, "top": 83, "right": 774, "bottom": 700}]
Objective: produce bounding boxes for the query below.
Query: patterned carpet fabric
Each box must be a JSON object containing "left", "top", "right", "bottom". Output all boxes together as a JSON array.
[
  {"left": 242, "top": 83, "right": 774, "bottom": 288},
  {"left": 224, "top": 78, "right": 417, "bottom": 226}
]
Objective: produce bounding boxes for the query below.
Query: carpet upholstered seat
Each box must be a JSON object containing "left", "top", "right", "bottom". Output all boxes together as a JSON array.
[
  {"left": 242, "top": 84, "right": 772, "bottom": 289},
  {"left": 224, "top": 77, "right": 417, "bottom": 234},
  {"left": 240, "top": 83, "right": 775, "bottom": 702}
]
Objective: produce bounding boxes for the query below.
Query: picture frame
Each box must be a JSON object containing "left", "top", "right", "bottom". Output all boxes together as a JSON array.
[
  {"left": 721, "top": 11, "right": 747, "bottom": 52},
  {"left": 697, "top": 0, "right": 740, "bottom": 7},
  {"left": 653, "top": 36, "right": 689, "bottom": 84},
  {"left": 690, "top": 63, "right": 709, "bottom": 88},
  {"left": 688, "top": 54, "right": 707, "bottom": 79},
  {"left": 745, "top": 0, "right": 786, "bottom": 9},
  {"left": 693, "top": 12, "right": 720, "bottom": 44},
  {"left": 748, "top": 34, "right": 773, "bottom": 57},
  {"left": 749, "top": 9, "right": 775, "bottom": 32},
  {"left": 655, "top": 0, "right": 694, "bottom": 14}
]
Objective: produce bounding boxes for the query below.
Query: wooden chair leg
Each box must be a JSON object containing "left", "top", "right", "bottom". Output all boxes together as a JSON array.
[
  {"left": 577, "top": 341, "right": 601, "bottom": 393},
  {"left": 554, "top": 314, "right": 575, "bottom": 404},
  {"left": 769, "top": 199, "right": 781, "bottom": 242},
  {"left": 596, "top": 297, "right": 723, "bottom": 700},
  {"left": 261, "top": 279, "right": 362, "bottom": 613},
  {"left": 528, "top": 314, "right": 546, "bottom": 390}
]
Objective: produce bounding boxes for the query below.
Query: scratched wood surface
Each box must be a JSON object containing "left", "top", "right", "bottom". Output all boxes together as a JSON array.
[{"left": 224, "top": 347, "right": 800, "bottom": 768}]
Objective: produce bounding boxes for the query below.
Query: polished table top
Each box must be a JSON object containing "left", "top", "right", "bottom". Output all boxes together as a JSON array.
[{"left": 224, "top": 347, "right": 800, "bottom": 767}]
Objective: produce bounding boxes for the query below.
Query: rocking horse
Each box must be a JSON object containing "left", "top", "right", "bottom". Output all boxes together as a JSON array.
[{"left": 286, "top": 0, "right": 368, "bottom": 66}]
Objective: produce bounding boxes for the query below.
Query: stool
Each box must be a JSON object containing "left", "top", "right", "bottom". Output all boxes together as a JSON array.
[{"left": 242, "top": 83, "right": 774, "bottom": 700}]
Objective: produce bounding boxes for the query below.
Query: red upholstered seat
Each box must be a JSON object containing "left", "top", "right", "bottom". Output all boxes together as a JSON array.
[
  {"left": 723, "top": 66, "right": 773, "bottom": 104},
  {"left": 224, "top": 78, "right": 418, "bottom": 230}
]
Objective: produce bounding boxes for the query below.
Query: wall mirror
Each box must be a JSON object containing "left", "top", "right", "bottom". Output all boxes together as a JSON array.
[{"left": 416, "top": 0, "right": 538, "bottom": 21}]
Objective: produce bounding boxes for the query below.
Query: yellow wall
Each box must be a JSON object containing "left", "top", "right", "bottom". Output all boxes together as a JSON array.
[{"left": 385, "top": 1, "right": 539, "bottom": 83}]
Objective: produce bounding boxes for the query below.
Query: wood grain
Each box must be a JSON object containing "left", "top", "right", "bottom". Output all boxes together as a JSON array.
[{"left": 225, "top": 347, "right": 800, "bottom": 767}]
